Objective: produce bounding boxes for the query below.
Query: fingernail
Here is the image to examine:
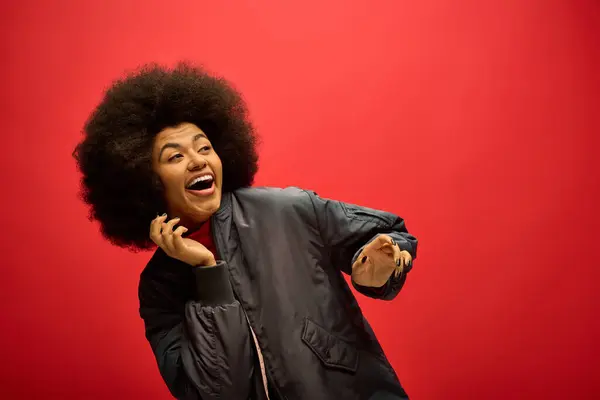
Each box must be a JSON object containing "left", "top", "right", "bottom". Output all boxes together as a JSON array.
[
  {"left": 361, "top": 256, "right": 367, "bottom": 263},
  {"left": 396, "top": 259, "right": 401, "bottom": 266},
  {"left": 162, "top": 213, "right": 167, "bottom": 216},
  {"left": 408, "top": 261, "right": 412, "bottom": 268},
  {"left": 391, "top": 239, "right": 396, "bottom": 246}
]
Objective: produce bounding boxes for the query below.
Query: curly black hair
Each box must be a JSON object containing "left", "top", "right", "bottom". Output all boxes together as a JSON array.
[{"left": 73, "top": 62, "right": 259, "bottom": 251}]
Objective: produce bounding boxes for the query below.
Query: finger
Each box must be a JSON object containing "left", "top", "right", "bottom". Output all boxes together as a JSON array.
[
  {"left": 150, "top": 214, "right": 167, "bottom": 236},
  {"left": 164, "top": 217, "right": 180, "bottom": 232},
  {"left": 401, "top": 251, "right": 413, "bottom": 270},
  {"left": 172, "top": 226, "right": 188, "bottom": 252},
  {"left": 394, "top": 265, "right": 403, "bottom": 278},
  {"left": 173, "top": 225, "right": 187, "bottom": 236},
  {"left": 388, "top": 242, "right": 403, "bottom": 276},
  {"left": 366, "top": 234, "right": 395, "bottom": 252},
  {"left": 352, "top": 253, "right": 370, "bottom": 273},
  {"left": 392, "top": 243, "right": 403, "bottom": 265},
  {"left": 380, "top": 243, "right": 395, "bottom": 255},
  {"left": 395, "top": 251, "right": 413, "bottom": 278},
  {"left": 394, "top": 249, "right": 408, "bottom": 279},
  {"left": 150, "top": 214, "right": 168, "bottom": 245},
  {"left": 162, "top": 218, "right": 180, "bottom": 252}
]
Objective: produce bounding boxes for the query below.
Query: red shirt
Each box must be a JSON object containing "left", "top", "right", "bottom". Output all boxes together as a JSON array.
[{"left": 187, "top": 220, "right": 219, "bottom": 260}]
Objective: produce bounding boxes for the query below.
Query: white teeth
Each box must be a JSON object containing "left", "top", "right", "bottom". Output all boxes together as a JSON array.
[{"left": 187, "top": 175, "right": 213, "bottom": 188}]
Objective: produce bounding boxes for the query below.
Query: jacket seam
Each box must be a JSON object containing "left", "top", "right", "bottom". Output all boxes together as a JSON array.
[
  {"left": 340, "top": 203, "right": 391, "bottom": 229},
  {"left": 209, "top": 309, "right": 224, "bottom": 398},
  {"left": 303, "top": 190, "right": 325, "bottom": 245},
  {"left": 194, "top": 307, "right": 222, "bottom": 397}
]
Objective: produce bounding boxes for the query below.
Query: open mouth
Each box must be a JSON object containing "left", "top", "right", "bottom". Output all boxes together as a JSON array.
[{"left": 186, "top": 175, "right": 215, "bottom": 194}]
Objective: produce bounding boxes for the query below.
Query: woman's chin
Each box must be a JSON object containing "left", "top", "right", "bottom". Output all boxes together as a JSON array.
[{"left": 188, "top": 199, "right": 221, "bottom": 221}]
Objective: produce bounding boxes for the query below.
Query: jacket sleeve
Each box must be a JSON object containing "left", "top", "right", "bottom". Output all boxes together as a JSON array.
[
  {"left": 304, "top": 190, "right": 418, "bottom": 300},
  {"left": 138, "top": 260, "right": 255, "bottom": 399}
]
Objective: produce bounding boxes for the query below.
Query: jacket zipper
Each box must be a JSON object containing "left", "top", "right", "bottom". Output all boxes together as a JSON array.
[
  {"left": 244, "top": 312, "right": 270, "bottom": 400},
  {"left": 211, "top": 219, "right": 283, "bottom": 400}
]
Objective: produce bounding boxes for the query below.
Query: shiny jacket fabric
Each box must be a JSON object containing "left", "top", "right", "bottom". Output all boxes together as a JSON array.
[{"left": 138, "top": 187, "right": 418, "bottom": 400}]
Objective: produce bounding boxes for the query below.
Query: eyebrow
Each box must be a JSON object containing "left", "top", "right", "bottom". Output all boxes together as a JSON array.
[{"left": 158, "top": 133, "right": 207, "bottom": 160}]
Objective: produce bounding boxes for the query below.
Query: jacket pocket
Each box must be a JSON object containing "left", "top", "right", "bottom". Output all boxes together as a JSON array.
[{"left": 301, "top": 317, "right": 359, "bottom": 373}]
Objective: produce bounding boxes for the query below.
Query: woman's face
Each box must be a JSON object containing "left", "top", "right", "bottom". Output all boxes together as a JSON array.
[{"left": 152, "top": 123, "right": 223, "bottom": 226}]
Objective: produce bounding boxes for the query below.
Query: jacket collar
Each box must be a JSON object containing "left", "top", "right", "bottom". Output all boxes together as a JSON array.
[
  {"left": 210, "top": 191, "right": 233, "bottom": 261},
  {"left": 213, "top": 191, "right": 232, "bottom": 218}
]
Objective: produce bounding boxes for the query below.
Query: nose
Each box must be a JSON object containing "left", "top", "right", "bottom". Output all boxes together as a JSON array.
[{"left": 187, "top": 153, "right": 208, "bottom": 171}]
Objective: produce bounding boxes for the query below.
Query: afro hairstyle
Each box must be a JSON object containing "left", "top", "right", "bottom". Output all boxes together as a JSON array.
[{"left": 73, "top": 62, "right": 259, "bottom": 251}]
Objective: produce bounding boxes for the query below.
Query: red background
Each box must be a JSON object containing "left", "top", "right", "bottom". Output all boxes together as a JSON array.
[{"left": 1, "top": 1, "right": 599, "bottom": 399}]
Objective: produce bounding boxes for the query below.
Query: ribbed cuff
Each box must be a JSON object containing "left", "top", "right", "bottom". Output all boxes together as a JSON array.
[{"left": 193, "top": 261, "right": 235, "bottom": 305}]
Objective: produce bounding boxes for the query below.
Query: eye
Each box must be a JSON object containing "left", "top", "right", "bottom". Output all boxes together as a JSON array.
[
  {"left": 198, "top": 145, "right": 211, "bottom": 153},
  {"left": 168, "top": 154, "right": 183, "bottom": 162}
]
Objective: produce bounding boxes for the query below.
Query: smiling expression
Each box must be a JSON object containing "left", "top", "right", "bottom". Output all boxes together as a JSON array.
[{"left": 152, "top": 123, "right": 223, "bottom": 228}]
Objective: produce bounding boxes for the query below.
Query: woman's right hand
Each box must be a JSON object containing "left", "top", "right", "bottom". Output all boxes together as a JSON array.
[{"left": 150, "top": 214, "right": 216, "bottom": 267}]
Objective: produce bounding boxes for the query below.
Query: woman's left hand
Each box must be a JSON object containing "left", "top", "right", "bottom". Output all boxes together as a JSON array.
[{"left": 351, "top": 234, "right": 412, "bottom": 288}]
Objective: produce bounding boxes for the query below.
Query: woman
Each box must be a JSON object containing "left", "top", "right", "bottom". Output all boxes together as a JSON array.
[{"left": 73, "top": 63, "right": 418, "bottom": 400}]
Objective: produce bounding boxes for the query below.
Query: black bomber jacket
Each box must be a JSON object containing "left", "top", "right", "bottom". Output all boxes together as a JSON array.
[{"left": 138, "top": 187, "right": 418, "bottom": 400}]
